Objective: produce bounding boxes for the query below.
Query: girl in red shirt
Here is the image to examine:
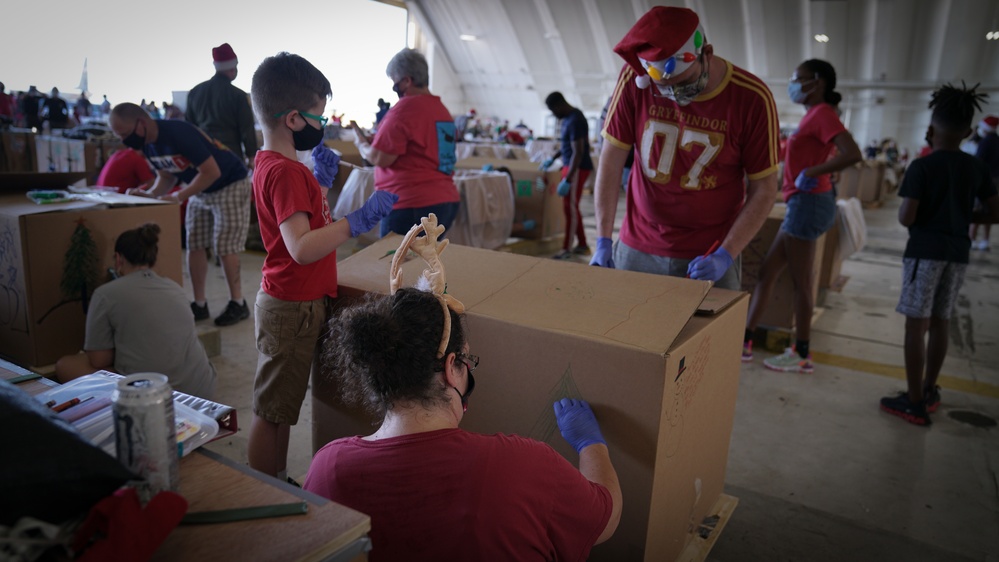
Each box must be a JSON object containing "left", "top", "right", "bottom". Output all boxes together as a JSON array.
[{"left": 744, "top": 59, "right": 862, "bottom": 373}]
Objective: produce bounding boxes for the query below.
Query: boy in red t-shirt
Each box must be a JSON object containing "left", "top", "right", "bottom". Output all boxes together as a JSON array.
[{"left": 247, "top": 52, "right": 397, "bottom": 480}]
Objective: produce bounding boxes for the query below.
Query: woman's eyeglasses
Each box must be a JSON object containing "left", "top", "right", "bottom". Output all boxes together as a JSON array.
[{"left": 456, "top": 352, "right": 479, "bottom": 374}]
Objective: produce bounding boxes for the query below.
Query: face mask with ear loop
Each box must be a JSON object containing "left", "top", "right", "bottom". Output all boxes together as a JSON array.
[{"left": 654, "top": 53, "right": 711, "bottom": 106}]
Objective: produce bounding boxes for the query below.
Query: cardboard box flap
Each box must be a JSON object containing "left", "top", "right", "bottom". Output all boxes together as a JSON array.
[
  {"left": 337, "top": 235, "right": 540, "bottom": 310},
  {"left": 472, "top": 259, "right": 711, "bottom": 353},
  {"left": 338, "top": 238, "right": 712, "bottom": 354},
  {"left": 0, "top": 193, "right": 170, "bottom": 217},
  {"left": 696, "top": 287, "right": 745, "bottom": 315}
]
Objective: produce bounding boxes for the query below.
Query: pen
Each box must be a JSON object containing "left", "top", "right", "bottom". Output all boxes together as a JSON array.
[
  {"left": 702, "top": 240, "right": 722, "bottom": 258},
  {"left": 51, "top": 397, "right": 81, "bottom": 413},
  {"left": 687, "top": 240, "right": 722, "bottom": 278}
]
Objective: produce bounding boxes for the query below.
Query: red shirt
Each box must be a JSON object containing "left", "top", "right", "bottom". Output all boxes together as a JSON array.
[
  {"left": 372, "top": 94, "right": 459, "bottom": 209},
  {"left": 253, "top": 150, "right": 338, "bottom": 301},
  {"left": 304, "top": 429, "right": 612, "bottom": 562},
  {"left": 96, "top": 149, "right": 155, "bottom": 193},
  {"left": 603, "top": 60, "right": 780, "bottom": 259},
  {"left": 782, "top": 103, "right": 846, "bottom": 202},
  {"left": 0, "top": 93, "right": 14, "bottom": 117}
]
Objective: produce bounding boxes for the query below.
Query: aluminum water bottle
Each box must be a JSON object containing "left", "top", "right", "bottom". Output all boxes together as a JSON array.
[{"left": 112, "top": 373, "right": 179, "bottom": 502}]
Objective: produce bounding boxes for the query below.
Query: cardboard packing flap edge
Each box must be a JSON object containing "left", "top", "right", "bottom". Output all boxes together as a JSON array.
[{"left": 338, "top": 233, "right": 716, "bottom": 357}]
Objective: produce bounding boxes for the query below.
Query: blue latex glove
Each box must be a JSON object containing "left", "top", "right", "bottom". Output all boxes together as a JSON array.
[
  {"left": 589, "top": 237, "right": 615, "bottom": 268},
  {"left": 554, "top": 398, "right": 606, "bottom": 453},
  {"left": 557, "top": 179, "right": 572, "bottom": 197},
  {"left": 687, "top": 247, "right": 734, "bottom": 282},
  {"left": 539, "top": 157, "right": 555, "bottom": 171},
  {"left": 795, "top": 170, "right": 818, "bottom": 192},
  {"left": 312, "top": 145, "right": 341, "bottom": 188},
  {"left": 522, "top": 219, "right": 537, "bottom": 231},
  {"left": 346, "top": 191, "right": 399, "bottom": 237},
  {"left": 482, "top": 163, "right": 494, "bottom": 171}
]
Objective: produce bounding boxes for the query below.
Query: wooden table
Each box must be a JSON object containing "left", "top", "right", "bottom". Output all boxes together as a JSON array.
[
  {"left": 154, "top": 450, "right": 370, "bottom": 562},
  {"left": 2, "top": 359, "right": 371, "bottom": 561}
]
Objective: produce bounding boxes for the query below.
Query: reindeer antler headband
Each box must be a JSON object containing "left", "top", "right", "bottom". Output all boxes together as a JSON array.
[{"left": 389, "top": 213, "right": 466, "bottom": 358}]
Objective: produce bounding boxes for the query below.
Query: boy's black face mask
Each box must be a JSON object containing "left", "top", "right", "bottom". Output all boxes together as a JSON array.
[{"left": 292, "top": 120, "right": 324, "bottom": 151}]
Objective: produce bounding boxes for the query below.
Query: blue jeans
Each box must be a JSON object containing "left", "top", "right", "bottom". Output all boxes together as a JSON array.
[
  {"left": 380, "top": 202, "right": 460, "bottom": 237},
  {"left": 613, "top": 239, "right": 743, "bottom": 291}
]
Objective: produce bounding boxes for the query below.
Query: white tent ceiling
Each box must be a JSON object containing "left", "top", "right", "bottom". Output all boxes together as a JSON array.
[{"left": 400, "top": 0, "right": 999, "bottom": 151}]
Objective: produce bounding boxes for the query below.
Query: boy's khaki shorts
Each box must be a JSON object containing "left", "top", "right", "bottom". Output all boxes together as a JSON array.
[{"left": 253, "top": 290, "right": 329, "bottom": 425}]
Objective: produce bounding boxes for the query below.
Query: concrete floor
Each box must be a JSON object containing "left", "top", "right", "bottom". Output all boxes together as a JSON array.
[{"left": 196, "top": 192, "right": 999, "bottom": 561}]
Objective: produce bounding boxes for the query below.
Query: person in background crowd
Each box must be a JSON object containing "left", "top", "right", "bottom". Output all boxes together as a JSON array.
[
  {"left": 21, "top": 86, "right": 44, "bottom": 130},
  {"left": 163, "top": 101, "right": 184, "bottom": 120},
  {"left": 186, "top": 43, "right": 259, "bottom": 166},
  {"left": 42, "top": 87, "right": 69, "bottom": 129},
  {"left": 743, "top": 59, "right": 862, "bottom": 373},
  {"left": 109, "top": 102, "right": 252, "bottom": 327},
  {"left": 100, "top": 95, "right": 111, "bottom": 115},
  {"left": 304, "top": 286, "right": 622, "bottom": 561},
  {"left": 591, "top": 6, "right": 780, "bottom": 292},
  {"left": 970, "top": 114, "right": 999, "bottom": 251},
  {"left": 54, "top": 223, "right": 217, "bottom": 400},
  {"left": 881, "top": 83, "right": 998, "bottom": 425},
  {"left": 454, "top": 108, "right": 476, "bottom": 141},
  {"left": 865, "top": 139, "right": 880, "bottom": 159},
  {"left": 351, "top": 48, "right": 459, "bottom": 237},
  {"left": 0, "top": 82, "right": 14, "bottom": 123},
  {"left": 74, "top": 92, "right": 92, "bottom": 121},
  {"left": 375, "top": 98, "right": 390, "bottom": 126},
  {"left": 541, "top": 91, "right": 592, "bottom": 260}
]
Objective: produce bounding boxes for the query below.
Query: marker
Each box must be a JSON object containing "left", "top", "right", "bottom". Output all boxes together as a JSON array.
[
  {"left": 51, "top": 397, "right": 81, "bottom": 413},
  {"left": 687, "top": 240, "right": 722, "bottom": 278}
]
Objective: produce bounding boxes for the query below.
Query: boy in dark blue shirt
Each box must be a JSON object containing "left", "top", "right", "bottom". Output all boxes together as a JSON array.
[{"left": 881, "top": 83, "right": 999, "bottom": 425}]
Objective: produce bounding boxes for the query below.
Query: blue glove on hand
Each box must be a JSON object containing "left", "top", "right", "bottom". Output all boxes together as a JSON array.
[
  {"left": 795, "top": 170, "right": 818, "bottom": 192},
  {"left": 482, "top": 163, "right": 494, "bottom": 171},
  {"left": 522, "top": 219, "right": 537, "bottom": 231},
  {"left": 557, "top": 179, "right": 572, "bottom": 197},
  {"left": 589, "top": 237, "right": 615, "bottom": 268},
  {"left": 312, "top": 145, "right": 341, "bottom": 188},
  {"left": 346, "top": 191, "right": 398, "bottom": 237},
  {"left": 539, "top": 158, "right": 555, "bottom": 171},
  {"left": 554, "top": 398, "right": 606, "bottom": 453},
  {"left": 687, "top": 247, "right": 734, "bottom": 282}
]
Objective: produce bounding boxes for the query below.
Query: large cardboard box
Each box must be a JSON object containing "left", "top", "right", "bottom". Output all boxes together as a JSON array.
[
  {"left": 857, "top": 161, "right": 886, "bottom": 204},
  {"left": 313, "top": 236, "right": 747, "bottom": 561},
  {"left": 1, "top": 131, "right": 37, "bottom": 172},
  {"left": 741, "top": 204, "right": 825, "bottom": 330},
  {"left": 819, "top": 217, "right": 843, "bottom": 290},
  {"left": 455, "top": 156, "right": 564, "bottom": 240},
  {"left": 836, "top": 163, "right": 861, "bottom": 200},
  {"left": 0, "top": 194, "right": 182, "bottom": 367}
]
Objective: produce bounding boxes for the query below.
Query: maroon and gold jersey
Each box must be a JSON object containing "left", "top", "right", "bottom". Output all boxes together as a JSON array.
[{"left": 603, "top": 60, "right": 779, "bottom": 259}]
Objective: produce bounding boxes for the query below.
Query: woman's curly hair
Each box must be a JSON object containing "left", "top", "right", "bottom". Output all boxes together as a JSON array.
[{"left": 323, "top": 288, "right": 466, "bottom": 417}]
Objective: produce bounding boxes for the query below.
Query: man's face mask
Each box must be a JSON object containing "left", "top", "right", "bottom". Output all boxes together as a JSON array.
[
  {"left": 655, "top": 54, "right": 709, "bottom": 106},
  {"left": 122, "top": 121, "right": 146, "bottom": 150}
]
